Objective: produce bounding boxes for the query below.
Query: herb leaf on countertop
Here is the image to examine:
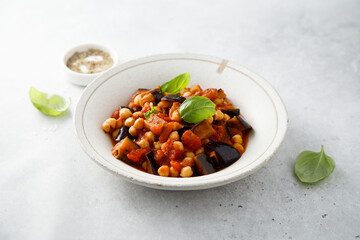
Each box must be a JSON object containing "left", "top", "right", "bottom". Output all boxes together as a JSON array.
[{"left": 295, "top": 145, "right": 335, "bottom": 183}]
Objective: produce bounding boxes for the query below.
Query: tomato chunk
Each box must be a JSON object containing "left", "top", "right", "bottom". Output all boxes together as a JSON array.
[
  {"left": 150, "top": 124, "right": 164, "bottom": 135},
  {"left": 111, "top": 107, "right": 120, "bottom": 119},
  {"left": 201, "top": 88, "right": 219, "bottom": 101},
  {"left": 141, "top": 102, "right": 152, "bottom": 113},
  {"left": 181, "top": 130, "right": 202, "bottom": 152},
  {"left": 170, "top": 160, "right": 183, "bottom": 172},
  {"left": 159, "top": 123, "right": 173, "bottom": 143},
  {"left": 127, "top": 149, "right": 148, "bottom": 163},
  {"left": 162, "top": 139, "right": 184, "bottom": 161},
  {"left": 210, "top": 124, "right": 232, "bottom": 145}
]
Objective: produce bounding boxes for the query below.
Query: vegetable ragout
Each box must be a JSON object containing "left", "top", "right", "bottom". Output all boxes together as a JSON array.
[{"left": 102, "top": 73, "right": 252, "bottom": 177}]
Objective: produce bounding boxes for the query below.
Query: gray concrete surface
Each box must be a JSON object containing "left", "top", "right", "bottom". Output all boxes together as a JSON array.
[{"left": 0, "top": 0, "right": 359, "bottom": 239}]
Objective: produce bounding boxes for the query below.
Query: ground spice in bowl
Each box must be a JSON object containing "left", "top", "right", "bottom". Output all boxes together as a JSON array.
[{"left": 66, "top": 48, "right": 114, "bottom": 74}]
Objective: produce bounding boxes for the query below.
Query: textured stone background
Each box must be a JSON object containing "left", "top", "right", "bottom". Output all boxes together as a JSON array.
[{"left": 0, "top": 0, "right": 359, "bottom": 239}]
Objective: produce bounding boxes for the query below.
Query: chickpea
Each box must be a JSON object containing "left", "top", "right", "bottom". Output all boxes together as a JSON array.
[
  {"left": 169, "top": 131, "right": 179, "bottom": 140},
  {"left": 105, "top": 118, "right": 116, "bottom": 128},
  {"left": 171, "top": 122, "right": 184, "bottom": 131},
  {"left": 158, "top": 100, "right": 172, "bottom": 109},
  {"left": 171, "top": 111, "right": 181, "bottom": 121},
  {"left": 133, "top": 118, "right": 144, "bottom": 129},
  {"left": 120, "top": 108, "right": 132, "bottom": 119},
  {"left": 173, "top": 141, "right": 184, "bottom": 152},
  {"left": 134, "top": 94, "right": 142, "bottom": 106},
  {"left": 214, "top": 110, "right": 224, "bottom": 121},
  {"left": 102, "top": 121, "right": 111, "bottom": 133},
  {"left": 232, "top": 134, "right": 243, "bottom": 144},
  {"left": 190, "top": 85, "right": 200, "bottom": 93},
  {"left": 170, "top": 167, "right": 179, "bottom": 177},
  {"left": 129, "top": 126, "right": 138, "bottom": 136},
  {"left": 137, "top": 139, "right": 150, "bottom": 149},
  {"left": 223, "top": 114, "right": 230, "bottom": 122},
  {"left": 161, "top": 142, "right": 167, "bottom": 152},
  {"left": 154, "top": 106, "right": 161, "bottom": 113},
  {"left": 213, "top": 98, "right": 223, "bottom": 105},
  {"left": 183, "top": 92, "right": 192, "bottom": 97},
  {"left": 139, "top": 93, "right": 154, "bottom": 107},
  {"left": 180, "top": 88, "right": 188, "bottom": 95},
  {"left": 124, "top": 117, "right": 135, "bottom": 127},
  {"left": 158, "top": 165, "right": 170, "bottom": 177},
  {"left": 180, "top": 166, "right": 193, "bottom": 177},
  {"left": 185, "top": 152, "right": 195, "bottom": 158},
  {"left": 234, "top": 143, "right": 244, "bottom": 153},
  {"left": 154, "top": 141, "right": 162, "bottom": 150},
  {"left": 112, "top": 129, "right": 120, "bottom": 139},
  {"left": 181, "top": 157, "right": 194, "bottom": 167},
  {"left": 133, "top": 111, "right": 143, "bottom": 118},
  {"left": 142, "top": 161, "right": 148, "bottom": 170},
  {"left": 206, "top": 116, "right": 214, "bottom": 124},
  {"left": 144, "top": 131, "right": 155, "bottom": 142}
]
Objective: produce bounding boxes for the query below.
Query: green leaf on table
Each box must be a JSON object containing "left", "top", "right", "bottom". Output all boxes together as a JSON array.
[
  {"left": 160, "top": 73, "right": 190, "bottom": 94},
  {"left": 179, "top": 96, "right": 216, "bottom": 123},
  {"left": 29, "top": 87, "right": 71, "bottom": 116},
  {"left": 294, "top": 145, "right": 335, "bottom": 183}
]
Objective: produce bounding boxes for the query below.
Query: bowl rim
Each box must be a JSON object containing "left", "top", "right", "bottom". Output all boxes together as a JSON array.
[{"left": 74, "top": 53, "right": 288, "bottom": 190}]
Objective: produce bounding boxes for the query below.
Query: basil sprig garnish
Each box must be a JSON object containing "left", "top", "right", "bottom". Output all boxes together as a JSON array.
[
  {"left": 295, "top": 145, "right": 335, "bottom": 183},
  {"left": 144, "top": 102, "right": 156, "bottom": 119},
  {"left": 179, "top": 96, "right": 216, "bottom": 123},
  {"left": 160, "top": 73, "right": 190, "bottom": 94}
]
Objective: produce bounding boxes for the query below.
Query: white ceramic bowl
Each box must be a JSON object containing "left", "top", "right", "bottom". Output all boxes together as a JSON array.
[
  {"left": 63, "top": 43, "right": 118, "bottom": 86},
  {"left": 74, "top": 53, "right": 288, "bottom": 190}
]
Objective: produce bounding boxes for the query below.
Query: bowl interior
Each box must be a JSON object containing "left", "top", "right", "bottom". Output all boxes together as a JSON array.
[{"left": 75, "top": 54, "right": 287, "bottom": 190}]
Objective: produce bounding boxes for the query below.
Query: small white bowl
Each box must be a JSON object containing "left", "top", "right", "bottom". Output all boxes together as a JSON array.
[
  {"left": 63, "top": 43, "right": 118, "bottom": 86},
  {"left": 74, "top": 53, "right": 288, "bottom": 190}
]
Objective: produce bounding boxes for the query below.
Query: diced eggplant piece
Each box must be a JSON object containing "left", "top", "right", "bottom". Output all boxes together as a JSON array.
[
  {"left": 236, "top": 115, "right": 252, "bottom": 131},
  {"left": 194, "top": 153, "right": 216, "bottom": 175},
  {"left": 115, "top": 126, "right": 135, "bottom": 142},
  {"left": 146, "top": 151, "right": 158, "bottom": 175},
  {"left": 138, "top": 88, "right": 150, "bottom": 91},
  {"left": 151, "top": 89, "right": 163, "bottom": 103},
  {"left": 208, "top": 151, "right": 223, "bottom": 170},
  {"left": 161, "top": 95, "right": 186, "bottom": 103},
  {"left": 120, "top": 106, "right": 135, "bottom": 113},
  {"left": 205, "top": 142, "right": 240, "bottom": 167},
  {"left": 227, "top": 116, "right": 252, "bottom": 132},
  {"left": 221, "top": 108, "right": 240, "bottom": 118},
  {"left": 191, "top": 120, "right": 215, "bottom": 140},
  {"left": 211, "top": 123, "right": 232, "bottom": 144},
  {"left": 113, "top": 137, "right": 140, "bottom": 163}
]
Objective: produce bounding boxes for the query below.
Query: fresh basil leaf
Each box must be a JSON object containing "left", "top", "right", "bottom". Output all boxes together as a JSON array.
[
  {"left": 179, "top": 96, "right": 216, "bottom": 123},
  {"left": 29, "top": 87, "right": 71, "bottom": 116},
  {"left": 295, "top": 145, "right": 335, "bottom": 183},
  {"left": 160, "top": 73, "right": 190, "bottom": 94},
  {"left": 144, "top": 102, "right": 156, "bottom": 119}
]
